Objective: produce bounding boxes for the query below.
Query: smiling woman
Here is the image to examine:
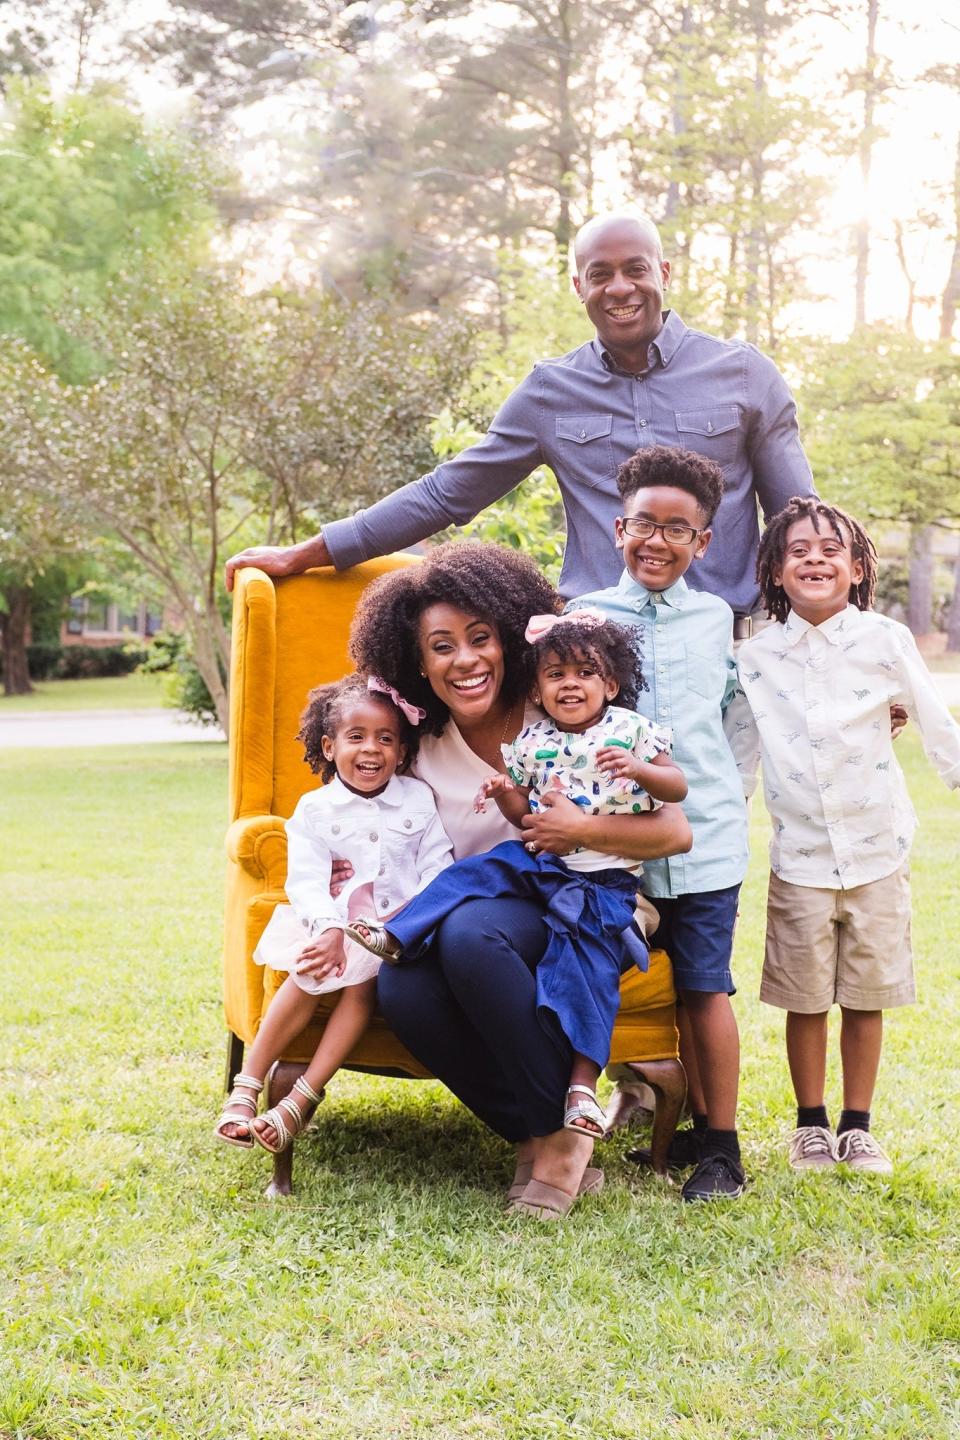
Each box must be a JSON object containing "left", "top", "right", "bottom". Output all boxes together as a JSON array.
[{"left": 348, "top": 541, "right": 692, "bottom": 1218}]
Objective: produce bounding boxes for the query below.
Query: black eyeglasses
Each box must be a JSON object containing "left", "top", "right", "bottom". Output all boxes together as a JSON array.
[{"left": 619, "top": 518, "right": 702, "bottom": 545}]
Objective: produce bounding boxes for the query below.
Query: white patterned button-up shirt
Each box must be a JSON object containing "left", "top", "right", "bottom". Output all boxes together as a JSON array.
[{"left": 737, "top": 606, "right": 960, "bottom": 889}]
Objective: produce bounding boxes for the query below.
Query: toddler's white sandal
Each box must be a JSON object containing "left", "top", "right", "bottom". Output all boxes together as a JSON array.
[{"left": 563, "top": 1084, "right": 606, "bottom": 1139}]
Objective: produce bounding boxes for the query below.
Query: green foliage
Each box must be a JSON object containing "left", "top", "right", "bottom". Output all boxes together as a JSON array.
[
  {"left": 0, "top": 81, "right": 217, "bottom": 381},
  {"left": 799, "top": 330, "right": 960, "bottom": 528}
]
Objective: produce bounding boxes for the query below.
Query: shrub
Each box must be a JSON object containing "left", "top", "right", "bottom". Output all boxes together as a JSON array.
[{"left": 55, "top": 644, "right": 148, "bottom": 679}]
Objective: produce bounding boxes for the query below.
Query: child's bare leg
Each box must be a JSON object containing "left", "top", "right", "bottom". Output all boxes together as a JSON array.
[
  {"left": 564, "top": 1053, "right": 605, "bottom": 1136},
  {"left": 219, "top": 980, "right": 318, "bottom": 1141},
  {"left": 678, "top": 1005, "right": 705, "bottom": 1116},
  {"left": 254, "top": 979, "right": 377, "bottom": 1149},
  {"left": 677, "top": 990, "right": 739, "bottom": 1130},
  {"left": 839, "top": 1008, "right": 883, "bottom": 1112},
  {"left": 785, "top": 1011, "right": 830, "bottom": 1108}
]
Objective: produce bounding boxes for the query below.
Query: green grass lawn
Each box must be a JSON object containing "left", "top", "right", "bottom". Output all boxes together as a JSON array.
[
  {"left": 0, "top": 672, "right": 168, "bottom": 712},
  {"left": 2, "top": 737, "right": 958, "bottom": 1439}
]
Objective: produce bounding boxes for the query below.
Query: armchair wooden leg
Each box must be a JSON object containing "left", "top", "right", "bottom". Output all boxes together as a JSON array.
[
  {"left": 623, "top": 1058, "right": 686, "bottom": 1176},
  {"left": 224, "top": 1030, "right": 245, "bottom": 1093},
  {"left": 263, "top": 1060, "right": 307, "bottom": 1199}
]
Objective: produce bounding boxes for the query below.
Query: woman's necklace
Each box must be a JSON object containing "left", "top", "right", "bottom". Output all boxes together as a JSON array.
[{"left": 500, "top": 697, "right": 519, "bottom": 748}]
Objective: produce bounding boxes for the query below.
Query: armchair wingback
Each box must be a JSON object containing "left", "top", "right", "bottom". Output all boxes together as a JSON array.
[{"left": 223, "top": 559, "right": 682, "bottom": 1105}]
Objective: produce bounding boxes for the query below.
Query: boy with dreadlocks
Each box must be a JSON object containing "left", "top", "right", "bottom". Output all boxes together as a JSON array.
[{"left": 738, "top": 496, "right": 960, "bottom": 1174}]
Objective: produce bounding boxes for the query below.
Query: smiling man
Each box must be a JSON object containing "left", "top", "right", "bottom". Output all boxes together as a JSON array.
[{"left": 225, "top": 212, "right": 814, "bottom": 621}]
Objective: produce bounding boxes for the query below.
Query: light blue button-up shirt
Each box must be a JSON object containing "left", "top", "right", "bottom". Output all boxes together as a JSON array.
[
  {"left": 569, "top": 572, "right": 750, "bottom": 898},
  {"left": 321, "top": 311, "right": 814, "bottom": 613}
]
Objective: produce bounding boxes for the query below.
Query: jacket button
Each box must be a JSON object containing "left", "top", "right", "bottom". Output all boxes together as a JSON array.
[
  {"left": 331, "top": 824, "right": 340, "bottom": 834},
  {"left": 579, "top": 428, "right": 586, "bottom": 439},
  {"left": 379, "top": 897, "right": 389, "bottom": 909},
  {"left": 403, "top": 818, "right": 412, "bottom": 828},
  {"left": 369, "top": 831, "right": 379, "bottom": 842}
]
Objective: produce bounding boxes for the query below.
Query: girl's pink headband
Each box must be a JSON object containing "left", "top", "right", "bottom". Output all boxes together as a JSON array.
[
  {"left": 367, "top": 674, "right": 426, "bottom": 726},
  {"left": 524, "top": 608, "right": 608, "bottom": 645}
]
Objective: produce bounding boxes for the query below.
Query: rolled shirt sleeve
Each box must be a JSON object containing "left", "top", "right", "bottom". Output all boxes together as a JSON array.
[{"left": 321, "top": 376, "right": 544, "bottom": 571}]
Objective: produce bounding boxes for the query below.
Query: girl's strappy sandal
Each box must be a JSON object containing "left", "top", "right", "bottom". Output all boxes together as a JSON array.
[
  {"left": 252, "top": 1075, "right": 325, "bottom": 1155},
  {"left": 344, "top": 917, "right": 402, "bottom": 962},
  {"left": 214, "top": 1073, "right": 264, "bottom": 1149},
  {"left": 563, "top": 1084, "right": 607, "bottom": 1139}
]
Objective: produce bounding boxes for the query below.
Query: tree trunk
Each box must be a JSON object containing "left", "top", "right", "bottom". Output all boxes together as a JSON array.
[
  {"left": 906, "top": 524, "right": 934, "bottom": 637},
  {"left": 940, "top": 132, "right": 960, "bottom": 341},
  {"left": 854, "top": 0, "right": 879, "bottom": 329},
  {"left": 945, "top": 548, "right": 960, "bottom": 653},
  {"left": 1, "top": 585, "right": 34, "bottom": 696}
]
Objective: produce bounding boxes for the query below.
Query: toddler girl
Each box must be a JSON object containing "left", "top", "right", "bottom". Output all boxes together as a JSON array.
[
  {"left": 215, "top": 673, "right": 453, "bottom": 1154},
  {"left": 347, "top": 612, "right": 686, "bottom": 1138}
]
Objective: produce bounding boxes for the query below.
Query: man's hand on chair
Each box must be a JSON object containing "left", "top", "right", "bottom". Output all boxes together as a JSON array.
[{"left": 224, "top": 533, "right": 332, "bottom": 592}]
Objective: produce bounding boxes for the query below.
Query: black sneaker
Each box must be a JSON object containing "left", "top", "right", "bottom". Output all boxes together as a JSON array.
[
  {"left": 626, "top": 1125, "right": 703, "bottom": 1172},
  {"left": 680, "top": 1152, "right": 746, "bottom": 1202}
]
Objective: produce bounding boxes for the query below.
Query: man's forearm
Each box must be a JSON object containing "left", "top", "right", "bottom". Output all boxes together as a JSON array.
[{"left": 292, "top": 532, "right": 332, "bottom": 569}]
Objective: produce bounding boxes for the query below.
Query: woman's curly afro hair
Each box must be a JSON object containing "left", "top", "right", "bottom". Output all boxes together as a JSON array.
[
  {"left": 528, "top": 616, "right": 646, "bottom": 711},
  {"left": 349, "top": 541, "right": 561, "bottom": 736},
  {"left": 297, "top": 673, "right": 419, "bottom": 783},
  {"left": 757, "top": 495, "right": 877, "bottom": 623}
]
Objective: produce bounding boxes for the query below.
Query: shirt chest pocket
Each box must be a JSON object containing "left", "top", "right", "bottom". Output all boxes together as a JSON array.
[
  {"left": 684, "top": 643, "right": 722, "bottom": 702},
  {"left": 382, "top": 811, "right": 427, "bottom": 862},
  {"left": 554, "top": 414, "right": 615, "bottom": 491},
  {"left": 674, "top": 407, "right": 742, "bottom": 467}
]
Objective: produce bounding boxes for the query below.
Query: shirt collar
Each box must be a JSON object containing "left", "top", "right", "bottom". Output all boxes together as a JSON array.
[
  {"left": 326, "top": 774, "right": 405, "bottom": 806},
  {"left": 783, "top": 604, "right": 858, "bottom": 647},
  {"left": 615, "top": 568, "right": 689, "bottom": 610},
  {"left": 595, "top": 309, "right": 686, "bottom": 375}
]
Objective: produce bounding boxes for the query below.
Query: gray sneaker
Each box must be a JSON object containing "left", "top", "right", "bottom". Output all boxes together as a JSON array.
[
  {"left": 787, "top": 1125, "right": 838, "bottom": 1170},
  {"left": 836, "top": 1128, "right": 893, "bottom": 1174}
]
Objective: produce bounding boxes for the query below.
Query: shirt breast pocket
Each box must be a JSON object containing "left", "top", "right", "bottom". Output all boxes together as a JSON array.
[
  {"left": 684, "top": 643, "right": 722, "bottom": 702},
  {"left": 555, "top": 413, "right": 616, "bottom": 491},
  {"left": 674, "top": 407, "right": 742, "bottom": 467},
  {"left": 383, "top": 811, "right": 427, "bottom": 862}
]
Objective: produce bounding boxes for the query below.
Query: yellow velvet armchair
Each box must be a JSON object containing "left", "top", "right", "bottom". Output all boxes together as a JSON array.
[{"left": 224, "top": 558, "right": 684, "bottom": 1192}]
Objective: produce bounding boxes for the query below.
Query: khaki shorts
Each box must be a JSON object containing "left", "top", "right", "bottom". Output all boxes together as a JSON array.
[{"left": 761, "top": 866, "right": 915, "bottom": 1013}]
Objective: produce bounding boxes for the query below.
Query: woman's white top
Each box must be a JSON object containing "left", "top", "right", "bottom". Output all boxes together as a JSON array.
[{"left": 412, "top": 704, "right": 541, "bottom": 860}]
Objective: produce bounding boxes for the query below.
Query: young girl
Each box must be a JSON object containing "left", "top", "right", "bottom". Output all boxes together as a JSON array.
[
  {"left": 215, "top": 673, "right": 453, "bottom": 1155},
  {"left": 347, "top": 612, "right": 687, "bottom": 1138}
]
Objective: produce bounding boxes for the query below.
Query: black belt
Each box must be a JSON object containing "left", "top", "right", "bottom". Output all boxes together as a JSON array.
[{"left": 733, "top": 614, "right": 753, "bottom": 642}]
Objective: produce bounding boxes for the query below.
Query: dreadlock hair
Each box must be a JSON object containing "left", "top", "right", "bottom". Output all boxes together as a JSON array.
[
  {"left": 527, "top": 616, "right": 645, "bottom": 712},
  {"left": 296, "top": 673, "right": 419, "bottom": 783},
  {"left": 616, "top": 445, "right": 724, "bottom": 526},
  {"left": 349, "top": 541, "right": 561, "bottom": 736},
  {"left": 757, "top": 496, "right": 878, "bottom": 624}
]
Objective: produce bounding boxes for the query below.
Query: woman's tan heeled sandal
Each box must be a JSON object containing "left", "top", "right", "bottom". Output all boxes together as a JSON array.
[
  {"left": 252, "top": 1076, "right": 325, "bottom": 1155},
  {"left": 505, "top": 1163, "right": 604, "bottom": 1206},
  {"left": 214, "top": 1073, "right": 264, "bottom": 1149}
]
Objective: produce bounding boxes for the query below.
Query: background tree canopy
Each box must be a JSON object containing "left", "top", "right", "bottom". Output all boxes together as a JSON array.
[{"left": 1, "top": 0, "right": 958, "bottom": 701}]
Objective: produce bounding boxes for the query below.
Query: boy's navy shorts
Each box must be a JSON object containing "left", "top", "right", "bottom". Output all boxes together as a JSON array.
[{"left": 647, "top": 884, "right": 742, "bottom": 996}]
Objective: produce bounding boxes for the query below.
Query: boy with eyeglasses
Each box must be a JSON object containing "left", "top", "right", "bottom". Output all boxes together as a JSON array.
[{"left": 568, "top": 445, "right": 754, "bottom": 1201}]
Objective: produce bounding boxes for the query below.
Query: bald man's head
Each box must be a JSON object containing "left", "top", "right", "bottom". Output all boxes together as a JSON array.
[
  {"left": 572, "top": 214, "right": 670, "bottom": 372},
  {"left": 573, "top": 213, "right": 664, "bottom": 271}
]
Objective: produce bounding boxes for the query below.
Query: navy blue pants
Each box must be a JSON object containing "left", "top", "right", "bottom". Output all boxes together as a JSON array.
[{"left": 376, "top": 896, "right": 573, "bottom": 1142}]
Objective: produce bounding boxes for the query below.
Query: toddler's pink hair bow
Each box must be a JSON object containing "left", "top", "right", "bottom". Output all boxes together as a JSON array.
[
  {"left": 367, "top": 674, "right": 426, "bottom": 726},
  {"left": 524, "top": 608, "right": 609, "bottom": 644}
]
